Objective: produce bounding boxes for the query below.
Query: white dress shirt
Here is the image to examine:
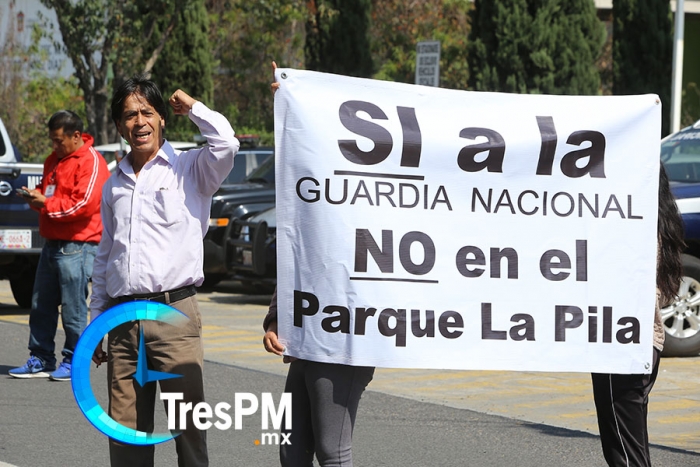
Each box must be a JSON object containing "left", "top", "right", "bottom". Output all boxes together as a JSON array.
[{"left": 90, "top": 102, "right": 240, "bottom": 319}]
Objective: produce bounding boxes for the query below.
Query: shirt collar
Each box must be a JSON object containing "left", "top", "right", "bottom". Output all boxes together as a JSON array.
[
  {"left": 155, "top": 140, "right": 178, "bottom": 166},
  {"left": 118, "top": 140, "right": 178, "bottom": 176}
]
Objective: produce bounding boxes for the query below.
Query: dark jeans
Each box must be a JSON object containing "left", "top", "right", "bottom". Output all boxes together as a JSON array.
[
  {"left": 28, "top": 240, "right": 97, "bottom": 369},
  {"left": 592, "top": 348, "right": 661, "bottom": 467}
]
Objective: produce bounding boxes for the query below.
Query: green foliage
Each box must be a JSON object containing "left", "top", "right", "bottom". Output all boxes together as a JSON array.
[
  {"left": 40, "top": 0, "right": 211, "bottom": 144},
  {"left": 0, "top": 15, "right": 85, "bottom": 162},
  {"left": 151, "top": 1, "right": 214, "bottom": 142},
  {"left": 305, "top": 0, "right": 373, "bottom": 78},
  {"left": 2, "top": 76, "right": 85, "bottom": 162},
  {"left": 237, "top": 127, "right": 275, "bottom": 147},
  {"left": 370, "top": 0, "right": 471, "bottom": 90},
  {"left": 683, "top": 82, "right": 700, "bottom": 127},
  {"left": 39, "top": 0, "right": 118, "bottom": 143},
  {"left": 109, "top": 0, "right": 195, "bottom": 80},
  {"left": 613, "top": 0, "right": 673, "bottom": 135},
  {"left": 468, "top": 0, "right": 605, "bottom": 95},
  {"left": 207, "top": 0, "right": 306, "bottom": 136},
  {"left": 596, "top": 18, "right": 613, "bottom": 96}
]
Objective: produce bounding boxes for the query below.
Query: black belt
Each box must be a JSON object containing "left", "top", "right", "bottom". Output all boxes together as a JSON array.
[{"left": 115, "top": 285, "right": 197, "bottom": 304}]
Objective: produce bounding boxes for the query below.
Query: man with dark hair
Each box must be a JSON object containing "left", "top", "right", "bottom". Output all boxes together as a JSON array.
[
  {"left": 9, "top": 110, "right": 110, "bottom": 381},
  {"left": 90, "top": 75, "right": 239, "bottom": 466}
]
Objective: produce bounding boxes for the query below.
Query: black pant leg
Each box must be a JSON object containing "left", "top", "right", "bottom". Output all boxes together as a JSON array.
[{"left": 591, "top": 348, "right": 660, "bottom": 467}]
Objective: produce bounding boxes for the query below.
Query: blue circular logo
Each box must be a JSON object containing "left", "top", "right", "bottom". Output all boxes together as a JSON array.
[{"left": 71, "top": 301, "right": 189, "bottom": 446}]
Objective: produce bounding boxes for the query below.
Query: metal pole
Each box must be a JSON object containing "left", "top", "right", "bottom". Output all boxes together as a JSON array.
[{"left": 670, "top": 0, "right": 685, "bottom": 134}]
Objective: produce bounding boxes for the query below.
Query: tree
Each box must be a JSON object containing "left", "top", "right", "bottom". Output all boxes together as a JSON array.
[
  {"left": 39, "top": 0, "right": 188, "bottom": 144},
  {"left": 468, "top": 0, "right": 605, "bottom": 95},
  {"left": 613, "top": 0, "right": 673, "bottom": 135},
  {"left": 0, "top": 11, "right": 85, "bottom": 161},
  {"left": 683, "top": 82, "right": 700, "bottom": 127},
  {"left": 151, "top": 1, "right": 214, "bottom": 142},
  {"left": 305, "top": 0, "right": 373, "bottom": 78},
  {"left": 206, "top": 0, "right": 306, "bottom": 142},
  {"left": 370, "top": 0, "right": 471, "bottom": 90},
  {"left": 40, "top": 0, "right": 116, "bottom": 144}
]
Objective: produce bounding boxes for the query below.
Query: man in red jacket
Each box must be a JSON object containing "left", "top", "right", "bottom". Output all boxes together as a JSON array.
[{"left": 9, "top": 110, "right": 110, "bottom": 381}]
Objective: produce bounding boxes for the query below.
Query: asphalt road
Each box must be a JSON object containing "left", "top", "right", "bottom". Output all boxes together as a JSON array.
[{"left": 0, "top": 280, "right": 699, "bottom": 466}]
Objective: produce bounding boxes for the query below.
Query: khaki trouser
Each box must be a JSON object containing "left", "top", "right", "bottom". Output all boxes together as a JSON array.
[{"left": 107, "top": 295, "right": 208, "bottom": 467}]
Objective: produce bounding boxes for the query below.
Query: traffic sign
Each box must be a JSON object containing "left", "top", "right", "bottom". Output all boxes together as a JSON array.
[{"left": 415, "top": 41, "right": 440, "bottom": 86}]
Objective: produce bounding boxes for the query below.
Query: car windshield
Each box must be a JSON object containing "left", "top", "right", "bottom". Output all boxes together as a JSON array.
[
  {"left": 221, "top": 150, "right": 274, "bottom": 185},
  {"left": 243, "top": 153, "right": 275, "bottom": 184},
  {"left": 661, "top": 124, "right": 700, "bottom": 183}
]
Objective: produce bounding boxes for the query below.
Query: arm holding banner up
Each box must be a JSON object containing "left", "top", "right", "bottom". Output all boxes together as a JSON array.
[{"left": 271, "top": 61, "right": 280, "bottom": 94}]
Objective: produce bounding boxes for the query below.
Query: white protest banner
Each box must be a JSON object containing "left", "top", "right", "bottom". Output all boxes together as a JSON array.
[{"left": 273, "top": 68, "right": 661, "bottom": 374}]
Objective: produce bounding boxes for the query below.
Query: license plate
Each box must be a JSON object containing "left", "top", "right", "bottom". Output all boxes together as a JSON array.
[
  {"left": 242, "top": 250, "right": 253, "bottom": 266},
  {"left": 0, "top": 229, "right": 32, "bottom": 249}
]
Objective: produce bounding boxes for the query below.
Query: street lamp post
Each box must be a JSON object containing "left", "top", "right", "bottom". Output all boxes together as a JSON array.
[{"left": 671, "top": 0, "right": 685, "bottom": 134}]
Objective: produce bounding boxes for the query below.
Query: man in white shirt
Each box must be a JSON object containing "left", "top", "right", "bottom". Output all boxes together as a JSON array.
[{"left": 90, "top": 75, "right": 240, "bottom": 467}]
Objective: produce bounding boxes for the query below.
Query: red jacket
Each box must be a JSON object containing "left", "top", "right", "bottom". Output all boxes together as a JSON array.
[{"left": 37, "top": 134, "right": 110, "bottom": 242}]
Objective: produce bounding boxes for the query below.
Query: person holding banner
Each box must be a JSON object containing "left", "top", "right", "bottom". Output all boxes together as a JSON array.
[
  {"left": 591, "top": 165, "right": 684, "bottom": 467},
  {"left": 263, "top": 288, "right": 375, "bottom": 467},
  {"left": 264, "top": 63, "right": 374, "bottom": 466}
]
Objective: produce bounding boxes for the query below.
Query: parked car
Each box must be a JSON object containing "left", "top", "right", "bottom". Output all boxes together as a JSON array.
[
  {"left": 202, "top": 148, "right": 275, "bottom": 287},
  {"left": 0, "top": 118, "right": 44, "bottom": 308},
  {"left": 661, "top": 118, "right": 700, "bottom": 356},
  {"left": 225, "top": 205, "right": 277, "bottom": 291}
]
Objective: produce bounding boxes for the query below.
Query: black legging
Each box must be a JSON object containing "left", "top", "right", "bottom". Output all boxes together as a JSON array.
[
  {"left": 280, "top": 360, "right": 374, "bottom": 467},
  {"left": 591, "top": 348, "right": 661, "bottom": 467}
]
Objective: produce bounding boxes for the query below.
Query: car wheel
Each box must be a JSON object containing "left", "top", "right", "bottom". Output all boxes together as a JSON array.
[
  {"left": 9, "top": 269, "right": 35, "bottom": 309},
  {"left": 661, "top": 254, "right": 700, "bottom": 357}
]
